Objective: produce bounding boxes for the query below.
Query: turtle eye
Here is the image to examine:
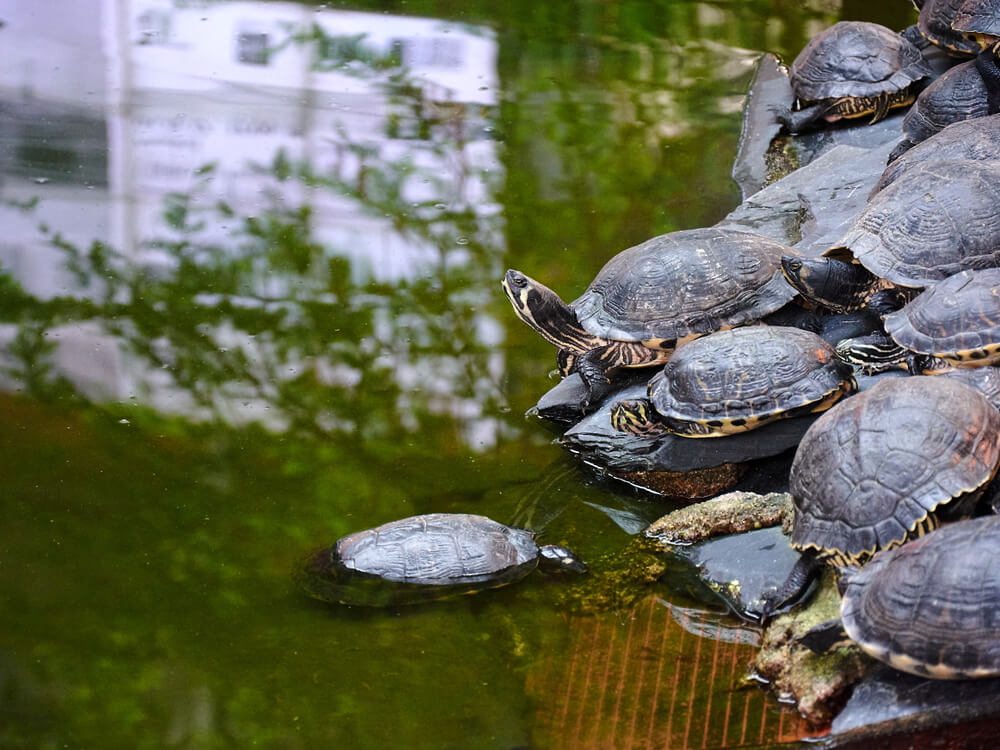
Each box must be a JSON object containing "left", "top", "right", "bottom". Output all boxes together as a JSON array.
[
  {"left": 787, "top": 260, "right": 803, "bottom": 272},
  {"left": 509, "top": 272, "right": 528, "bottom": 289}
]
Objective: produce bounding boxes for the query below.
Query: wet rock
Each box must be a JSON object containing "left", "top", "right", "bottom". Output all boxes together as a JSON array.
[
  {"left": 532, "top": 370, "right": 649, "bottom": 426},
  {"left": 753, "top": 570, "right": 872, "bottom": 724},
  {"left": 653, "top": 526, "right": 803, "bottom": 619},
  {"left": 732, "top": 53, "right": 795, "bottom": 199},
  {"left": 645, "top": 490, "right": 792, "bottom": 544},
  {"left": 613, "top": 463, "right": 747, "bottom": 500},
  {"left": 827, "top": 664, "right": 1000, "bottom": 747}
]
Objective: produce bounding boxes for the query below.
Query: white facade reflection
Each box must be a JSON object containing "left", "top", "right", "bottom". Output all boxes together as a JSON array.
[{"left": 0, "top": 0, "right": 505, "bottom": 448}]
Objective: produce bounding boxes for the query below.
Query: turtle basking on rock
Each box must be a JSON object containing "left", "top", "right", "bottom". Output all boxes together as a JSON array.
[
  {"left": 502, "top": 227, "right": 798, "bottom": 406},
  {"left": 781, "top": 159, "right": 1000, "bottom": 315},
  {"left": 610, "top": 326, "right": 855, "bottom": 438},
  {"left": 298, "top": 513, "right": 586, "bottom": 607},
  {"left": 756, "top": 376, "right": 1000, "bottom": 617},
  {"left": 774, "top": 21, "right": 933, "bottom": 134},
  {"left": 802, "top": 515, "right": 1000, "bottom": 679},
  {"left": 835, "top": 268, "right": 1000, "bottom": 374}
]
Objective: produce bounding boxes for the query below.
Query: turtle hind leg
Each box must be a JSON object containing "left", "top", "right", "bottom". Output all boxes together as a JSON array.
[{"left": 798, "top": 618, "right": 851, "bottom": 654}]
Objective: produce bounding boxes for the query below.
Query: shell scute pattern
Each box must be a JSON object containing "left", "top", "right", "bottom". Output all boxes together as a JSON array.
[
  {"left": 790, "top": 377, "right": 1000, "bottom": 562},
  {"left": 841, "top": 516, "right": 1000, "bottom": 677},
  {"left": 834, "top": 160, "right": 1000, "bottom": 288},
  {"left": 901, "top": 61, "right": 990, "bottom": 143},
  {"left": 650, "top": 326, "right": 847, "bottom": 425},
  {"left": 571, "top": 228, "right": 795, "bottom": 342}
]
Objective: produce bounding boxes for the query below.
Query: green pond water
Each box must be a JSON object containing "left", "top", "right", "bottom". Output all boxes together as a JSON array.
[{"left": 0, "top": 1, "right": 917, "bottom": 747}]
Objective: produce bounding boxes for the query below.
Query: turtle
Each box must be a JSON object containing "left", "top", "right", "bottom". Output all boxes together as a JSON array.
[
  {"left": 297, "top": 513, "right": 586, "bottom": 607},
  {"left": 888, "top": 57, "right": 996, "bottom": 161},
  {"left": 835, "top": 268, "right": 1000, "bottom": 374},
  {"left": 801, "top": 515, "right": 1000, "bottom": 678},
  {"left": 953, "top": 0, "right": 1000, "bottom": 50},
  {"left": 872, "top": 113, "right": 1000, "bottom": 195},
  {"left": 774, "top": 21, "right": 933, "bottom": 134},
  {"left": 915, "top": 0, "right": 985, "bottom": 56},
  {"left": 610, "top": 326, "right": 856, "bottom": 438},
  {"left": 758, "top": 376, "right": 1000, "bottom": 615},
  {"left": 780, "top": 159, "right": 1000, "bottom": 314},
  {"left": 502, "top": 227, "right": 799, "bottom": 406}
]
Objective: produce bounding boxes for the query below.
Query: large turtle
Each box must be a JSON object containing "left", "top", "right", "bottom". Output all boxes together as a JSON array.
[
  {"left": 297, "top": 513, "right": 586, "bottom": 607},
  {"left": 502, "top": 227, "right": 798, "bottom": 406},
  {"left": 872, "top": 113, "right": 1000, "bottom": 195},
  {"left": 836, "top": 268, "right": 1000, "bottom": 374},
  {"left": 803, "top": 515, "right": 1000, "bottom": 678},
  {"left": 774, "top": 21, "right": 933, "bottom": 134},
  {"left": 610, "top": 326, "right": 855, "bottom": 438},
  {"left": 758, "top": 376, "right": 1000, "bottom": 614},
  {"left": 780, "top": 159, "right": 1000, "bottom": 314},
  {"left": 888, "top": 51, "right": 1000, "bottom": 160}
]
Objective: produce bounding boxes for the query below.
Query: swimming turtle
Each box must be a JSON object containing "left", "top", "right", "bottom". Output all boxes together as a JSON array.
[
  {"left": 872, "top": 113, "right": 1000, "bottom": 195},
  {"left": 774, "top": 21, "right": 933, "bottom": 134},
  {"left": 802, "top": 515, "right": 1000, "bottom": 678},
  {"left": 758, "top": 376, "right": 1000, "bottom": 615},
  {"left": 835, "top": 268, "right": 1000, "bottom": 374},
  {"left": 888, "top": 55, "right": 998, "bottom": 160},
  {"left": 610, "top": 326, "right": 855, "bottom": 438},
  {"left": 297, "top": 513, "right": 586, "bottom": 607},
  {"left": 780, "top": 159, "right": 1000, "bottom": 314},
  {"left": 502, "top": 228, "right": 798, "bottom": 406}
]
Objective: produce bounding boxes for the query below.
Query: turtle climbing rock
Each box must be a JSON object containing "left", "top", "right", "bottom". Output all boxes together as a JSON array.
[
  {"left": 775, "top": 21, "right": 933, "bottom": 134},
  {"left": 781, "top": 159, "right": 1000, "bottom": 314},
  {"left": 298, "top": 513, "right": 586, "bottom": 606},
  {"left": 610, "top": 326, "right": 855, "bottom": 437},
  {"left": 803, "top": 515, "right": 1000, "bottom": 679},
  {"left": 502, "top": 227, "right": 798, "bottom": 406},
  {"left": 757, "top": 376, "right": 1000, "bottom": 615}
]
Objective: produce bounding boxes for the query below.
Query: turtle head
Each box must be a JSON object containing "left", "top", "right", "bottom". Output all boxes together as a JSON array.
[
  {"left": 610, "top": 398, "right": 664, "bottom": 436},
  {"left": 835, "top": 333, "right": 907, "bottom": 375},
  {"left": 780, "top": 254, "right": 877, "bottom": 313},
  {"left": 502, "top": 269, "right": 593, "bottom": 352},
  {"left": 538, "top": 544, "right": 587, "bottom": 573}
]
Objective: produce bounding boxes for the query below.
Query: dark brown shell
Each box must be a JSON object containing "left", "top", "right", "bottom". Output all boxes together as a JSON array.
[
  {"left": 884, "top": 268, "right": 1000, "bottom": 358},
  {"left": 841, "top": 515, "right": 1000, "bottom": 678},
  {"left": 648, "top": 326, "right": 850, "bottom": 425},
  {"left": 790, "top": 376, "right": 1000, "bottom": 562},
  {"left": 830, "top": 159, "right": 1000, "bottom": 288},
  {"left": 873, "top": 114, "right": 1000, "bottom": 194},
  {"left": 790, "top": 21, "right": 933, "bottom": 101},
  {"left": 571, "top": 228, "right": 797, "bottom": 342},
  {"left": 952, "top": 0, "right": 1000, "bottom": 44},
  {"left": 901, "top": 60, "right": 990, "bottom": 145},
  {"left": 919, "top": 0, "right": 983, "bottom": 54}
]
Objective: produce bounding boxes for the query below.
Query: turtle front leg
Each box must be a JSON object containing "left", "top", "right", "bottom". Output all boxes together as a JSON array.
[
  {"left": 976, "top": 40, "right": 1000, "bottom": 115},
  {"left": 751, "top": 549, "right": 823, "bottom": 622},
  {"left": 575, "top": 342, "right": 670, "bottom": 409}
]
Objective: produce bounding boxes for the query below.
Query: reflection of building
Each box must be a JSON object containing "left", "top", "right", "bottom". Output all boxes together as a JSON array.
[{"left": 0, "top": 1, "right": 505, "bottom": 445}]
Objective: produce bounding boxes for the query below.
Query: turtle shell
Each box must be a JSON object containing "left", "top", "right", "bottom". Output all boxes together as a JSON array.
[
  {"left": 953, "top": 0, "right": 1000, "bottom": 41},
  {"left": 647, "top": 326, "right": 853, "bottom": 435},
  {"left": 919, "top": 0, "right": 983, "bottom": 55},
  {"left": 571, "top": 228, "right": 797, "bottom": 342},
  {"left": 873, "top": 114, "right": 1000, "bottom": 194},
  {"left": 789, "top": 21, "right": 933, "bottom": 102},
  {"left": 841, "top": 515, "right": 1000, "bottom": 678},
  {"left": 298, "top": 513, "right": 541, "bottom": 605},
  {"left": 900, "top": 60, "right": 990, "bottom": 145},
  {"left": 943, "top": 365, "right": 1000, "bottom": 408},
  {"left": 884, "top": 268, "right": 1000, "bottom": 364},
  {"left": 829, "top": 159, "right": 1000, "bottom": 288},
  {"left": 790, "top": 376, "right": 1000, "bottom": 564}
]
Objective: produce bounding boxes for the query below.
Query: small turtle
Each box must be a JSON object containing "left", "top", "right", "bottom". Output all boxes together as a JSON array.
[
  {"left": 915, "top": 0, "right": 984, "bottom": 55},
  {"left": 836, "top": 268, "right": 1000, "bottom": 374},
  {"left": 775, "top": 21, "right": 933, "bottom": 134},
  {"left": 888, "top": 55, "right": 999, "bottom": 160},
  {"left": 297, "top": 513, "right": 586, "bottom": 607},
  {"left": 759, "top": 376, "right": 1000, "bottom": 614},
  {"left": 610, "top": 326, "right": 855, "bottom": 438},
  {"left": 872, "top": 113, "right": 1000, "bottom": 194},
  {"left": 502, "top": 228, "right": 798, "bottom": 406},
  {"left": 781, "top": 159, "right": 1000, "bottom": 314},
  {"left": 802, "top": 516, "right": 1000, "bottom": 678}
]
